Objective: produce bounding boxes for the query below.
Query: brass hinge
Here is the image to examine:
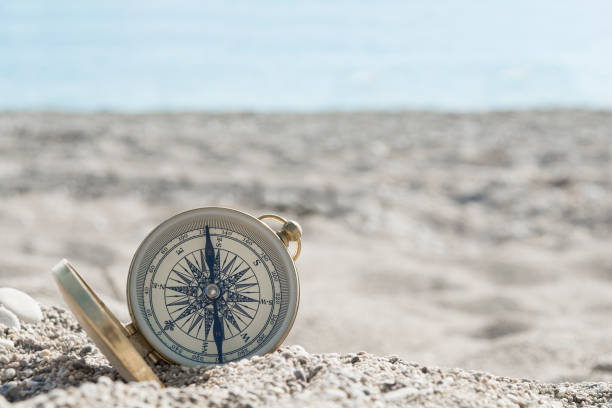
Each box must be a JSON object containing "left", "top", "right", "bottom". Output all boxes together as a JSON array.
[{"left": 124, "top": 322, "right": 162, "bottom": 364}]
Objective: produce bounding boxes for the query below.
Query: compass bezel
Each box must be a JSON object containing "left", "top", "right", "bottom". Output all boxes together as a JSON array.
[{"left": 126, "top": 207, "right": 299, "bottom": 366}]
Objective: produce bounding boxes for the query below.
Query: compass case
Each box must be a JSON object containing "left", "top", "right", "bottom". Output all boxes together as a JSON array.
[
  {"left": 126, "top": 207, "right": 300, "bottom": 367},
  {"left": 52, "top": 259, "right": 162, "bottom": 385}
]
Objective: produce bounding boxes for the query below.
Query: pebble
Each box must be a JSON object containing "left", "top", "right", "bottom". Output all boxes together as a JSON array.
[
  {"left": 574, "top": 392, "right": 588, "bottom": 403},
  {"left": 2, "top": 368, "right": 16, "bottom": 381},
  {"left": 0, "top": 338, "right": 15, "bottom": 349},
  {"left": 384, "top": 386, "right": 418, "bottom": 401},
  {"left": 0, "top": 287, "right": 42, "bottom": 323},
  {"left": 0, "top": 306, "right": 20, "bottom": 330},
  {"left": 556, "top": 386, "right": 569, "bottom": 398},
  {"left": 294, "top": 369, "right": 305, "bottom": 381}
]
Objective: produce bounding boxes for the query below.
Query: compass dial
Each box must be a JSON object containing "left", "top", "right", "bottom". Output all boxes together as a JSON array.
[{"left": 127, "top": 208, "right": 299, "bottom": 366}]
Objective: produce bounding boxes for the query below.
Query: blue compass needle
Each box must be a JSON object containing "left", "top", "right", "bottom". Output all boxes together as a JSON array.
[{"left": 205, "top": 226, "right": 224, "bottom": 363}]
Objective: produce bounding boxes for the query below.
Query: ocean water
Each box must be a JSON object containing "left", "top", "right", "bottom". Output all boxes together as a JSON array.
[{"left": 1, "top": 1, "right": 611, "bottom": 111}]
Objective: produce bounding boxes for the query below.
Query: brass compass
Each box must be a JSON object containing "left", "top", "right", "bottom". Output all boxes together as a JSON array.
[{"left": 52, "top": 207, "right": 302, "bottom": 385}]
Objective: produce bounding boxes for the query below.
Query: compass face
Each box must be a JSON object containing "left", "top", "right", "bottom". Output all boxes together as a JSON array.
[{"left": 127, "top": 208, "right": 299, "bottom": 366}]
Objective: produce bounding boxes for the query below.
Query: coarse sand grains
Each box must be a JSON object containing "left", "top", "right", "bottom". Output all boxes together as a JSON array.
[{"left": 0, "top": 306, "right": 610, "bottom": 407}]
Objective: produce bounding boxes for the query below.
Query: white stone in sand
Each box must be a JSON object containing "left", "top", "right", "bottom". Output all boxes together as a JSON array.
[
  {"left": 0, "top": 338, "right": 14, "bottom": 349},
  {"left": 0, "top": 305, "right": 20, "bottom": 330},
  {"left": 0, "top": 287, "right": 42, "bottom": 323}
]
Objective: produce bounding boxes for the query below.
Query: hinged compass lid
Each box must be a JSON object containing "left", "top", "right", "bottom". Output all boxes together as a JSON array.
[{"left": 52, "top": 259, "right": 162, "bottom": 386}]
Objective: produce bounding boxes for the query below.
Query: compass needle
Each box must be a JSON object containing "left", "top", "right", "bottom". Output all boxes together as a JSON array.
[
  {"left": 215, "top": 252, "right": 221, "bottom": 274},
  {"left": 205, "top": 227, "right": 216, "bottom": 281},
  {"left": 204, "top": 309, "right": 214, "bottom": 340},
  {"left": 199, "top": 249, "right": 208, "bottom": 279},
  {"left": 204, "top": 226, "right": 225, "bottom": 363}
]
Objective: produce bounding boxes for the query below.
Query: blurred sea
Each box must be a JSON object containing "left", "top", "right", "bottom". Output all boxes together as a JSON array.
[{"left": 1, "top": 1, "right": 611, "bottom": 111}]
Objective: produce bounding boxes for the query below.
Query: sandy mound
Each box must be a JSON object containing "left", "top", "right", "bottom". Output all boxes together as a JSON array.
[{"left": 0, "top": 306, "right": 608, "bottom": 407}]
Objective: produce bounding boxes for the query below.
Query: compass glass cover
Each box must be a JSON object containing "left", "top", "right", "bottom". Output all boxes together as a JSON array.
[{"left": 127, "top": 208, "right": 298, "bottom": 366}]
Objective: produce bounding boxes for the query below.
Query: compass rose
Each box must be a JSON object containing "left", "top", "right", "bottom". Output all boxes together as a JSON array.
[{"left": 163, "top": 227, "right": 261, "bottom": 362}]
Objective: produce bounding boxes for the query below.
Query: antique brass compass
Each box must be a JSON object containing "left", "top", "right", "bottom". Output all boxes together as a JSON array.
[{"left": 52, "top": 207, "right": 302, "bottom": 385}]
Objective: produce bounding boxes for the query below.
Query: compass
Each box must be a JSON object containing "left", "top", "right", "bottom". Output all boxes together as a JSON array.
[{"left": 52, "top": 207, "right": 302, "bottom": 384}]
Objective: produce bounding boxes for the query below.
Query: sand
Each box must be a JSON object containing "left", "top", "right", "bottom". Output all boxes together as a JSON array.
[
  {"left": 0, "top": 110, "right": 611, "bottom": 405},
  {"left": 1, "top": 307, "right": 611, "bottom": 407}
]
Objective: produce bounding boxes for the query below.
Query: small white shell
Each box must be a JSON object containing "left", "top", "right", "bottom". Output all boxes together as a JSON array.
[
  {"left": 0, "top": 305, "right": 20, "bottom": 330},
  {"left": 0, "top": 287, "right": 43, "bottom": 324}
]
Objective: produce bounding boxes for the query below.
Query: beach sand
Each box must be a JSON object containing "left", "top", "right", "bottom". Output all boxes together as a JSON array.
[
  {"left": 1, "top": 307, "right": 611, "bottom": 407},
  {"left": 0, "top": 111, "right": 611, "bottom": 405}
]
